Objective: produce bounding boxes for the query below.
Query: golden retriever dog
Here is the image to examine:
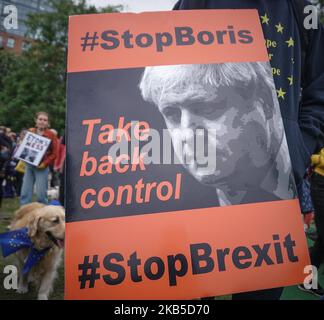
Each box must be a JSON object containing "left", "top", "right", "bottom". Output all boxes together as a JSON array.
[{"left": 10, "top": 202, "right": 65, "bottom": 300}]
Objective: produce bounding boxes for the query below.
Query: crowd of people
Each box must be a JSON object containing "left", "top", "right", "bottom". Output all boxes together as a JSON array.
[{"left": 0, "top": 112, "right": 66, "bottom": 210}]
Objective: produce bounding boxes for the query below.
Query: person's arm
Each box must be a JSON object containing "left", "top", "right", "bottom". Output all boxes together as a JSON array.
[
  {"left": 299, "top": 21, "right": 324, "bottom": 167},
  {"left": 42, "top": 134, "right": 58, "bottom": 167}
]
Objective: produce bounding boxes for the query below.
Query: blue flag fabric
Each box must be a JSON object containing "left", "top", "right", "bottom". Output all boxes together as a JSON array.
[
  {"left": 0, "top": 228, "right": 31, "bottom": 257},
  {"left": 49, "top": 199, "right": 61, "bottom": 206},
  {"left": 0, "top": 228, "right": 50, "bottom": 274},
  {"left": 23, "top": 246, "right": 50, "bottom": 275}
]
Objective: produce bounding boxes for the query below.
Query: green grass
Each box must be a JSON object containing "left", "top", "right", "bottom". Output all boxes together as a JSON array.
[{"left": 0, "top": 198, "right": 323, "bottom": 300}]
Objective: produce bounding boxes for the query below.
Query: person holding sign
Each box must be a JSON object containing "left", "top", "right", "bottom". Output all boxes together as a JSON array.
[
  {"left": 0, "top": 128, "right": 13, "bottom": 208},
  {"left": 170, "top": 0, "right": 324, "bottom": 300},
  {"left": 20, "top": 112, "right": 58, "bottom": 205},
  {"left": 140, "top": 62, "right": 298, "bottom": 300}
]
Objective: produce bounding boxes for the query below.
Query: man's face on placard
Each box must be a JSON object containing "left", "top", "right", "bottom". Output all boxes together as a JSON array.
[{"left": 158, "top": 80, "right": 273, "bottom": 187}]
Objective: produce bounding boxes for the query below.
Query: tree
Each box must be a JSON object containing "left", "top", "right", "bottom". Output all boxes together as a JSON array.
[
  {"left": 0, "top": 0, "right": 121, "bottom": 134},
  {"left": 0, "top": 49, "right": 21, "bottom": 93}
]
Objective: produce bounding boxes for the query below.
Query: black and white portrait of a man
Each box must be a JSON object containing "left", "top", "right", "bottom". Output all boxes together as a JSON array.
[{"left": 139, "top": 62, "right": 297, "bottom": 206}]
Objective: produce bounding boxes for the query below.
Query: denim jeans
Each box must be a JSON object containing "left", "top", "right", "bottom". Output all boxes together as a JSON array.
[
  {"left": 0, "top": 176, "right": 3, "bottom": 207},
  {"left": 20, "top": 163, "right": 49, "bottom": 205}
]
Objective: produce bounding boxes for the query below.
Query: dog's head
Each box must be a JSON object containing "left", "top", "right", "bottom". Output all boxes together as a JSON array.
[{"left": 28, "top": 205, "right": 65, "bottom": 250}]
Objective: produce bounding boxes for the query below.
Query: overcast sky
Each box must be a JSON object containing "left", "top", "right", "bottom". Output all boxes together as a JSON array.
[{"left": 87, "top": 0, "right": 178, "bottom": 12}]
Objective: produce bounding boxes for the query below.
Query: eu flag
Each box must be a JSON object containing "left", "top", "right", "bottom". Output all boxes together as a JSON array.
[
  {"left": 0, "top": 227, "right": 31, "bottom": 257},
  {"left": 0, "top": 227, "right": 50, "bottom": 274}
]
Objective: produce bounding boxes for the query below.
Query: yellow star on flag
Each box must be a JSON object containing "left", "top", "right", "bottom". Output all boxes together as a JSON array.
[
  {"left": 261, "top": 13, "right": 270, "bottom": 25},
  {"left": 287, "top": 76, "right": 294, "bottom": 86},
  {"left": 277, "top": 88, "right": 287, "bottom": 99},
  {"left": 275, "top": 23, "right": 284, "bottom": 33},
  {"left": 286, "top": 37, "right": 294, "bottom": 47}
]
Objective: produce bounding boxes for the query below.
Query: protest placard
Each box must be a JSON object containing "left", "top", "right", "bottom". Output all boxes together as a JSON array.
[
  {"left": 65, "top": 9, "right": 310, "bottom": 299},
  {"left": 14, "top": 131, "right": 51, "bottom": 167}
]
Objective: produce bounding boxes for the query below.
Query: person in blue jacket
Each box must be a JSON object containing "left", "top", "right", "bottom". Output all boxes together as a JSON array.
[{"left": 173, "top": 0, "right": 324, "bottom": 300}]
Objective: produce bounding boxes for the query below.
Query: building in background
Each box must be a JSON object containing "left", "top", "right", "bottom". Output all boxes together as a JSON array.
[{"left": 0, "top": 0, "right": 54, "bottom": 54}]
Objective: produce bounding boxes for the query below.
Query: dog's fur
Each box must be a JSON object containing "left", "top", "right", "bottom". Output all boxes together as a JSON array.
[
  {"left": 47, "top": 187, "right": 59, "bottom": 202},
  {"left": 10, "top": 202, "right": 65, "bottom": 300}
]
